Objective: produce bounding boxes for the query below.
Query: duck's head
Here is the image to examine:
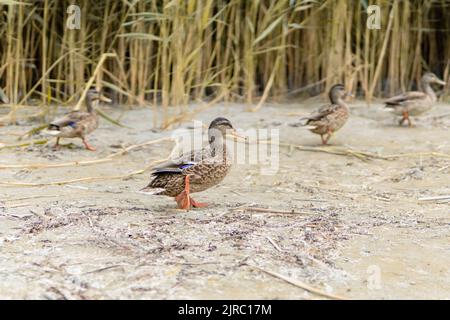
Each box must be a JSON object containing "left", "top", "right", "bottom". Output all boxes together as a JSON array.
[
  {"left": 422, "top": 73, "right": 446, "bottom": 86},
  {"left": 208, "top": 117, "right": 245, "bottom": 144},
  {"left": 86, "top": 88, "right": 112, "bottom": 103},
  {"left": 329, "top": 84, "right": 351, "bottom": 103}
]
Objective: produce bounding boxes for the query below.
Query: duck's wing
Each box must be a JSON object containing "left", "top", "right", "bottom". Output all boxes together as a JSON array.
[
  {"left": 49, "top": 111, "right": 91, "bottom": 129},
  {"left": 152, "top": 147, "right": 208, "bottom": 174},
  {"left": 300, "top": 104, "right": 340, "bottom": 123},
  {"left": 384, "top": 91, "right": 426, "bottom": 107}
]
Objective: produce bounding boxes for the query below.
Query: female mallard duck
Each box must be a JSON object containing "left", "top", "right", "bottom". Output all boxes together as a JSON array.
[
  {"left": 141, "top": 117, "right": 243, "bottom": 210},
  {"left": 299, "top": 84, "right": 351, "bottom": 145},
  {"left": 43, "top": 88, "right": 111, "bottom": 151},
  {"left": 385, "top": 72, "right": 446, "bottom": 126}
]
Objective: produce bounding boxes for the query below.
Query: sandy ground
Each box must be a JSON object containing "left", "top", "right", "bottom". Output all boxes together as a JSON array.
[{"left": 0, "top": 98, "right": 449, "bottom": 300}]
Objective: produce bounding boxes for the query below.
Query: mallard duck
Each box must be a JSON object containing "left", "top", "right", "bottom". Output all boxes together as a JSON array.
[
  {"left": 299, "top": 84, "right": 351, "bottom": 145},
  {"left": 141, "top": 117, "right": 243, "bottom": 210},
  {"left": 43, "top": 89, "right": 111, "bottom": 151},
  {"left": 385, "top": 72, "right": 446, "bottom": 126}
]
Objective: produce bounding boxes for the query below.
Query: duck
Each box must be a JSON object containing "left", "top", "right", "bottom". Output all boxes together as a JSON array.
[
  {"left": 141, "top": 117, "right": 243, "bottom": 210},
  {"left": 42, "top": 88, "right": 111, "bottom": 151},
  {"left": 384, "top": 72, "right": 446, "bottom": 126},
  {"left": 299, "top": 84, "right": 351, "bottom": 145}
]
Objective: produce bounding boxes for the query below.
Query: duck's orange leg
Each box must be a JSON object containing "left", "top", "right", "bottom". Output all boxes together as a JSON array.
[
  {"left": 53, "top": 137, "right": 61, "bottom": 150},
  {"left": 406, "top": 113, "right": 412, "bottom": 127},
  {"left": 174, "top": 175, "right": 208, "bottom": 210},
  {"left": 82, "top": 138, "right": 96, "bottom": 151},
  {"left": 189, "top": 197, "right": 208, "bottom": 208},
  {"left": 399, "top": 111, "right": 412, "bottom": 127},
  {"left": 322, "top": 129, "right": 333, "bottom": 145},
  {"left": 175, "top": 175, "right": 191, "bottom": 210}
]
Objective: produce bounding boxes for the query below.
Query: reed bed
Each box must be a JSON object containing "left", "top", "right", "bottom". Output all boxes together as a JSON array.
[{"left": 0, "top": 0, "right": 449, "bottom": 127}]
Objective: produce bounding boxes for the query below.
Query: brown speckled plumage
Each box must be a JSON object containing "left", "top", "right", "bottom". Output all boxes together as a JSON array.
[
  {"left": 44, "top": 89, "right": 110, "bottom": 150},
  {"left": 300, "top": 84, "right": 351, "bottom": 145},
  {"left": 385, "top": 72, "right": 446, "bottom": 126},
  {"left": 142, "top": 117, "right": 235, "bottom": 199},
  {"left": 146, "top": 155, "right": 232, "bottom": 197},
  {"left": 48, "top": 109, "right": 99, "bottom": 139}
]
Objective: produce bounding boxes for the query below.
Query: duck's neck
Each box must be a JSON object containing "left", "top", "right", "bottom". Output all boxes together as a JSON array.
[
  {"left": 209, "top": 135, "right": 228, "bottom": 159},
  {"left": 422, "top": 81, "right": 436, "bottom": 102},
  {"left": 331, "top": 96, "right": 349, "bottom": 109},
  {"left": 86, "top": 98, "right": 96, "bottom": 113}
]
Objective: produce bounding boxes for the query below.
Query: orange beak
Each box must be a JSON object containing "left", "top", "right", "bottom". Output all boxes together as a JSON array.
[{"left": 227, "top": 129, "right": 247, "bottom": 141}]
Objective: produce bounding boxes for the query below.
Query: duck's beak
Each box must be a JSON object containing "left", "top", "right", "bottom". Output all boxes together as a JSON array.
[
  {"left": 227, "top": 129, "right": 247, "bottom": 141},
  {"left": 435, "top": 78, "right": 446, "bottom": 86},
  {"left": 99, "top": 94, "right": 112, "bottom": 103}
]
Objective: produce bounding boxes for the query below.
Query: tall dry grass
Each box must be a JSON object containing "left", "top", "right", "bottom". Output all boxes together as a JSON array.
[{"left": 0, "top": 0, "right": 449, "bottom": 127}]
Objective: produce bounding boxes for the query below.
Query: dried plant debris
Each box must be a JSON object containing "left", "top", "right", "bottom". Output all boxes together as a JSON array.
[{"left": 1, "top": 105, "right": 450, "bottom": 299}]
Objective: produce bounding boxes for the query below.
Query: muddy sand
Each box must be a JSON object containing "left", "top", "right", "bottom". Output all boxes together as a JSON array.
[{"left": 0, "top": 98, "right": 449, "bottom": 299}]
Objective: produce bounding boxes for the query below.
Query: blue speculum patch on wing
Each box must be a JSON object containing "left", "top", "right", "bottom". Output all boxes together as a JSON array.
[
  {"left": 68, "top": 121, "right": 77, "bottom": 128},
  {"left": 154, "top": 162, "right": 195, "bottom": 175},
  {"left": 154, "top": 168, "right": 183, "bottom": 174},
  {"left": 179, "top": 163, "right": 195, "bottom": 169}
]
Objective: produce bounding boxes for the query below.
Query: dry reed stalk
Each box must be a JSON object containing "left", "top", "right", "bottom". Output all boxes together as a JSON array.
[
  {"left": 73, "top": 53, "right": 117, "bottom": 111},
  {"left": 367, "top": 1, "right": 396, "bottom": 102},
  {"left": 0, "top": 139, "right": 48, "bottom": 150},
  {"left": 0, "top": 1, "right": 447, "bottom": 121},
  {"left": 0, "top": 137, "right": 173, "bottom": 169},
  {"left": 234, "top": 206, "right": 313, "bottom": 215},
  {"left": 0, "top": 157, "right": 170, "bottom": 187}
]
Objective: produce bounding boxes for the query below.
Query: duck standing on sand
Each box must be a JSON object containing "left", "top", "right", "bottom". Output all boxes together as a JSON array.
[
  {"left": 299, "top": 84, "right": 351, "bottom": 145},
  {"left": 141, "top": 117, "right": 243, "bottom": 210},
  {"left": 384, "top": 72, "right": 446, "bottom": 126},
  {"left": 43, "top": 88, "right": 111, "bottom": 151}
]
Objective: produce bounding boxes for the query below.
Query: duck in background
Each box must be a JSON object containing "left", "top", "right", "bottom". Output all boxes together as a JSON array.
[
  {"left": 298, "top": 84, "right": 352, "bottom": 145},
  {"left": 42, "top": 88, "right": 111, "bottom": 151},
  {"left": 384, "top": 72, "right": 446, "bottom": 126}
]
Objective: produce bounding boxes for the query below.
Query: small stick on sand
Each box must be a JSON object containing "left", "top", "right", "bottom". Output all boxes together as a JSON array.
[
  {"left": 0, "top": 139, "right": 48, "bottom": 150},
  {"left": 418, "top": 195, "right": 450, "bottom": 202},
  {"left": 234, "top": 207, "right": 313, "bottom": 215},
  {"left": 3, "top": 194, "right": 59, "bottom": 202},
  {"left": 275, "top": 142, "right": 386, "bottom": 161},
  {"left": 0, "top": 158, "right": 170, "bottom": 187},
  {"left": 244, "top": 264, "right": 346, "bottom": 300},
  {"left": 82, "top": 265, "right": 126, "bottom": 275},
  {"left": 259, "top": 140, "right": 450, "bottom": 161},
  {"left": 384, "top": 151, "right": 450, "bottom": 160},
  {"left": 3, "top": 203, "right": 30, "bottom": 208},
  {"left": 266, "top": 236, "right": 284, "bottom": 252},
  {"left": 0, "top": 137, "right": 173, "bottom": 170}
]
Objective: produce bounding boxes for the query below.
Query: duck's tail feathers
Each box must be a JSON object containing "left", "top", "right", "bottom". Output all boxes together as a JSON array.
[
  {"left": 138, "top": 187, "right": 166, "bottom": 195},
  {"left": 383, "top": 104, "right": 398, "bottom": 111},
  {"left": 289, "top": 121, "right": 317, "bottom": 130},
  {"left": 299, "top": 125, "right": 318, "bottom": 130},
  {"left": 41, "top": 127, "right": 61, "bottom": 136}
]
